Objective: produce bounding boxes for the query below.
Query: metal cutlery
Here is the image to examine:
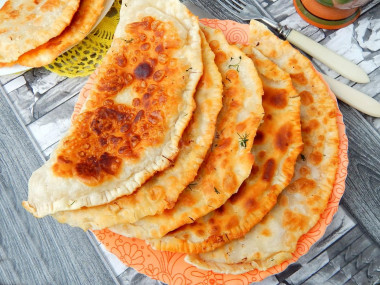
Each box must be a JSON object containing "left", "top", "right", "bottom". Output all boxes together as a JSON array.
[
  {"left": 322, "top": 75, "right": 380, "bottom": 117},
  {"left": 218, "top": 0, "right": 370, "bottom": 84},
  {"left": 183, "top": 0, "right": 380, "bottom": 117}
]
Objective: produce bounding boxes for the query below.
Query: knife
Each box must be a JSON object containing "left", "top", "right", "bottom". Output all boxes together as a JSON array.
[
  {"left": 184, "top": 1, "right": 369, "bottom": 84},
  {"left": 183, "top": 1, "right": 380, "bottom": 118},
  {"left": 322, "top": 75, "right": 380, "bottom": 117},
  {"left": 242, "top": 0, "right": 369, "bottom": 84}
]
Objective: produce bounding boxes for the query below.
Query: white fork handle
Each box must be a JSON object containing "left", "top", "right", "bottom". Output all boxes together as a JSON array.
[
  {"left": 287, "top": 30, "right": 370, "bottom": 84},
  {"left": 322, "top": 74, "right": 380, "bottom": 117}
]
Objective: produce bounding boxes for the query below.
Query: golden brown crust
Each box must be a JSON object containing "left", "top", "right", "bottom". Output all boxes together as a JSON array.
[
  {"left": 52, "top": 19, "right": 191, "bottom": 186},
  {"left": 110, "top": 24, "right": 264, "bottom": 240},
  {"left": 148, "top": 47, "right": 303, "bottom": 254},
  {"left": 23, "top": 0, "right": 203, "bottom": 218},
  {"left": 0, "top": 61, "right": 17, "bottom": 68},
  {"left": 185, "top": 20, "right": 339, "bottom": 274},
  {"left": 17, "top": 0, "right": 106, "bottom": 67},
  {"left": 0, "top": 0, "right": 80, "bottom": 63},
  {"left": 52, "top": 31, "right": 223, "bottom": 230}
]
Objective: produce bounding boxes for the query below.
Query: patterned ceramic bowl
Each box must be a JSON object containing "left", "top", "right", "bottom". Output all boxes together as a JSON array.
[{"left": 294, "top": 0, "right": 370, "bottom": 29}]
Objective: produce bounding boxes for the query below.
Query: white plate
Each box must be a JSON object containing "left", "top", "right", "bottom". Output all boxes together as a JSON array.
[{"left": 0, "top": 0, "right": 115, "bottom": 77}]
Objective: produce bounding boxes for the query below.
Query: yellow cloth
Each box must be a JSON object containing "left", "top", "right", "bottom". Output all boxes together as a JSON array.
[{"left": 45, "top": 0, "right": 120, "bottom": 77}]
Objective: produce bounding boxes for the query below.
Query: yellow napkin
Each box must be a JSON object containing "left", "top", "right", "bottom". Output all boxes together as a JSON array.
[{"left": 45, "top": 0, "right": 121, "bottom": 78}]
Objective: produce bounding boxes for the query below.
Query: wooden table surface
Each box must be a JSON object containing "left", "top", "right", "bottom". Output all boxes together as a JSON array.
[{"left": 0, "top": 0, "right": 379, "bottom": 284}]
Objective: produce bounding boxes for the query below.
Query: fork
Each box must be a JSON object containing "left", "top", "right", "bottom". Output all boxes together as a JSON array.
[{"left": 218, "top": 0, "right": 370, "bottom": 84}]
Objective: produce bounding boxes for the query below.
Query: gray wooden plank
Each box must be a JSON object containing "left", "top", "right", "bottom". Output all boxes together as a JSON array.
[
  {"left": 0, "top": 88, "right": 118, "bottom": 284},
  {"left": 362, "top": 0, "right": 380, "bottom": 13},
  {"left": 351, "top": 254, "right": 380, "bottom": 284},
  {"left": 6, "top": 76, "right": 86, "bottom": 126},
  {"left": 295, "top": 207, "right": 356, "bottom": 263},
  {"left": 273, "top": 208, "right": 357, "bottom": 283},
  {"left": 312, "top": 6, "right": 380, "bottom": 82},
  {"left": 0, "top": 246, "right": 23, "bottom": 285},
  {"left": 350, "top": 67, "right": 380, "bottom": 133},
  {"left": 335, "top": 244, "right": 376, "bottom": 281},
  {"left": 23, "top": 67, "right": 67, "bottom": 95},
  {"left": 30, "top": 78, "right": 84, "bottom": 123},
  {"left": 301, "top": 229, "right": 380, "bottom": 284},
  {"left": 187, "top": 0, "right": 243, "bottom": 21},
  {"left": 117, "top": 268, "right": 164, "bottom": 285},
  {"left": 3, "top": 75, "right": 26, "bottom": 93},
  {"left": 27, "top": 96, "right": 77, "bottom": 151},
  {"left": 338, "top": 102, "right": 380, "bottom": 246},
  {"left": 0, "top": 72, "right": 24, "bottom": 85},
  {"left": 347, "top": 245, "right": 380, "bottom": 280},
  {"left": 266, "top": 0, "right": 296, "bottom": 22},
  {"left": 281, "top": 227, "right": 364, "bottom": 284},
  {"left": 7, "top": 84, "right": 36, "bottom": 125},
  {"left": 288, "top": 233, "right": 373, "bottom": 284},
  {"left": 255, "top": 276, "right": 278, "bottom": 285},
  {"left": 352, "top": 267, "right": 380, "bottom": 285}
]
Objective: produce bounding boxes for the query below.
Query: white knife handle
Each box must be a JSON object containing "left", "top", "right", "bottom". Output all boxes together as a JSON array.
[
  {"left": 286, "top": 30, "right": 369, "bottom": 84},
  {"left": 322, "top": 74, "right": 380, "bottom": 117}
]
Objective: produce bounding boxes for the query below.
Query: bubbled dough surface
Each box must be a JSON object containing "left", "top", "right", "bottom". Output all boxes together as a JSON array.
[
  {"left": 23, "top": 0, "right": 203, "bottom": 218},
  {"left": 111, "top": 24, "right": 264, "bottom": 241},
  {"left": 52, "top": 31, "right": 223, "bottom": 231},
  {"left": 150, "top": 47, "right": 303, "bottom": 254},
  {"left": 186, "top": 20, "right": 339, "bottom": 274},
  {"left": 0, "top": 0, "right": 80, "bottom": 62}
]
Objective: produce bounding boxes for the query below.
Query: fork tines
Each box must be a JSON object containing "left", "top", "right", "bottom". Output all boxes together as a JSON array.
[{"left": 218, "top": 0, "right": 243, "bottom": 13}]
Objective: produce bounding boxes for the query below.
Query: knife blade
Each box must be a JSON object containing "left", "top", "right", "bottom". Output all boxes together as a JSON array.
[{"left": 183, "top": 0, "right": 380, "bottom": 118}]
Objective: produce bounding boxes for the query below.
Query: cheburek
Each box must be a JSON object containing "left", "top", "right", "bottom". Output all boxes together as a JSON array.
[
  {"left": 52, "top": 31, "right": 223, "bottom": 230},
  {"left": 149, "top": 47, "right": 303, "bottom": 254},
  {"left": 186, "top": 20, "right": 339, "bottom": 274},
  {"left": 17, "top": 0, "right": 106, "bottom": 67},
  {"left": 0, "top": 0, "right": 80, "bottom": 63},
  {"left": 23, "top": 0, "right": 203, "bottom": 218},
  {"left": 111, "top": 24, "right": 264, "bottom": 240}
]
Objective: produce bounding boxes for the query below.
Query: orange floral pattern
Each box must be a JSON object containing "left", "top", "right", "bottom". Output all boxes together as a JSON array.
[{"left": 75, "top": 20, "right": 349, "bottom": 284}]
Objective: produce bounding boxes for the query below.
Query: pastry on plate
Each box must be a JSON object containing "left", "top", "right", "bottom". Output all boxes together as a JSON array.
[
  {"left": 53, "top": 30, "right": 223, "bottom": 230},
  {"left": 111, "top": 24, "right": 264, "bottom": 240},
  {"left": 150, "top": 46, "right": 303, "bottom": 254},
  {"left": 23, "top": 0, "right": 203, "bottom": 218},
  {"left": 186, "top": 20, "right": 340, "bottom": 274},
  {"left": 0, "top": 0, "right": 80, "bottom": 63}
]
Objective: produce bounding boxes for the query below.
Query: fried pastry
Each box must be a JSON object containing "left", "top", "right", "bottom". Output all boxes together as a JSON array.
[
  {"left": 111, "top": 24, "right": 264, "bottom": 240},
  {"left": 52, "top": 31, "right": 223, "bottom": 230},
  {"left": 0, "top": 0, "right": 80, "bottom": 63},
  {"left": 186, "top": 20, "right": 339, "bottom": 274},
  {"left": 149, "top": 47, "right": 303, "bottom": 254},
  {"left": 23, "top": 0, "right": 203, "bottom": 217},
  {"left": 17, "top": 0, "right": 107, "bottom": 67}
]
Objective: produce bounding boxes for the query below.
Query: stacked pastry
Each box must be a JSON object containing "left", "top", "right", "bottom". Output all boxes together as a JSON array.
[
  {"left": 23, "top": 0, "right": 340, "bottom": 275},
  {"left": 0, "top": 0, "right": 106, "bottom": 67}
]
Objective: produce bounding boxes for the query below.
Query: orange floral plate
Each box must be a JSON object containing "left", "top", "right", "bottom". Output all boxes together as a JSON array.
[{"left": 73, "top": 19, "right": 348, "bottom": 284}]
